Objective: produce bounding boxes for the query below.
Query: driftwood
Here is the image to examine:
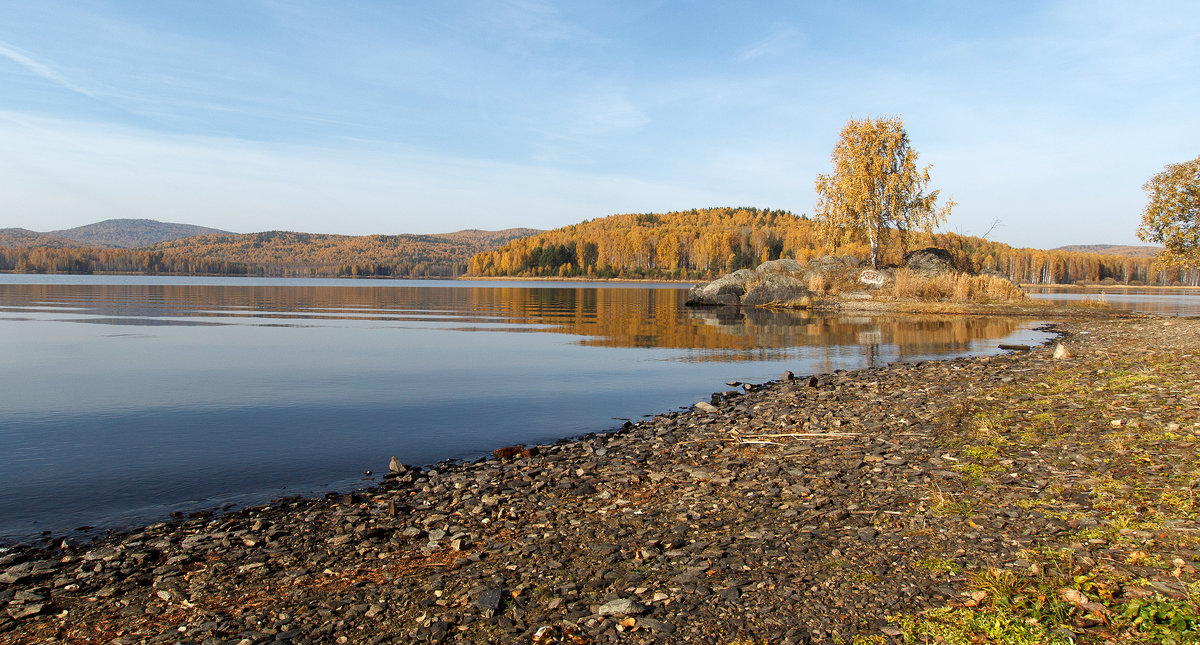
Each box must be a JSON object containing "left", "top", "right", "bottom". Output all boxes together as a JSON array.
[{"left": 740, "top": 432, "right": 859, "bottom": 439}]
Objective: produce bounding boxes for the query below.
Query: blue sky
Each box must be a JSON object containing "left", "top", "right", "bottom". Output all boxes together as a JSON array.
[{"left": 1, "top": 1, "right": 1196, "bottom": 248}]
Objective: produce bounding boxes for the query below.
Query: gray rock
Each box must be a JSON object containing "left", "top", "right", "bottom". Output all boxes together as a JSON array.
[
  {"left": 685, "top": 269, "right": 754, "bottom": 306},
  {"left": 595, "top": 598, "right": 646, "bottom": 616},
  {"left": 755, "top": 258, "right": 803, "bottom": 274},
  {"left": 741, "top": 272, "right": 811, "bottom": 307},
  {"left": 474, "top": 587, "right": 504, "bottom": 612},
  {"left": 6, "top": 602, "right": 44, "bottom": 619},
  {"left": 388, "top": 456, "right": 406, "bottom": 474},
  {"left": 636, "top": 617, "right": 676, "bottom": 633}
]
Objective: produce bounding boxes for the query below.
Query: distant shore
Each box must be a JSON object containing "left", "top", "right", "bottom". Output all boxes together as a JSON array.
[
  {"left": 2, "top": 314, "right": 1197, "bottom": 643},
  {"left": 5, "top": 269, "right": 1199, "bottom": 292},
  {"left": 1020, "top": 282, "right": 1200, "bottom": 291}
]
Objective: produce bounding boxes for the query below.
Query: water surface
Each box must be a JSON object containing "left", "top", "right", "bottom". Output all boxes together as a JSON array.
[
  {"left": 0, "top": 276, "right": 1051, "bottom": 544},
  {"left": 1028, "top": 287, "right": 1200, "bottom": 316}
]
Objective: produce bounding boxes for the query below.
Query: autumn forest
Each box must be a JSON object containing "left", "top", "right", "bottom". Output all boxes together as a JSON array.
[
  {"left": 2, "top": 209, "right": 1195, "bottom": 286},
  {"left": 468, "top": 208, "right": 1197, "bottom": 286}
]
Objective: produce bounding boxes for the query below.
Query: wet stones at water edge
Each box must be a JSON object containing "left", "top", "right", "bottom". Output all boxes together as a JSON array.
[{"left": 493, "top": 445, "right": 539, "bottom": 460}]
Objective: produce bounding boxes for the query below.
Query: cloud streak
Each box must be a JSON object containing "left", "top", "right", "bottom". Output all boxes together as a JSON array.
[{"left": 0, "top": 38, "right": 94, "bottom": 98}]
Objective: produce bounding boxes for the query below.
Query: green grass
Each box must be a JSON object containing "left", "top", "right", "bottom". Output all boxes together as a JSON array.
[
  {"left": 892, "top": 606, "right": 1074, "bottom": 645},
  {"left": 917, "top": 558, "right": 963, "bottom": 576}
]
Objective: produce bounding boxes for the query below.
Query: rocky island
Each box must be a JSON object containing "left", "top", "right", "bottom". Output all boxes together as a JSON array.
[
  {"left": 685, "top": 248, "right": 1023, "bottom": 312},
  {"left": 1, "top": 315, "right": 1198, "bottom": 644}
]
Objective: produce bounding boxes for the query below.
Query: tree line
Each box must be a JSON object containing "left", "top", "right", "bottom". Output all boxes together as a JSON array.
[
  {"left": 466, "top": 207, "right": 1198, "bottom": 286},
  {"left": 0, "top": 231, "right": 483, "bottom": 278}
]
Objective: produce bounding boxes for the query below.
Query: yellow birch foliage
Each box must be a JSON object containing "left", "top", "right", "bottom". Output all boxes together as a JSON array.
[
  {"left": 1138, "top": 154, "right": 1200, "bottom": 268},
  {"left": 814, "top": 116, "right": 953, "bottom": 268}
]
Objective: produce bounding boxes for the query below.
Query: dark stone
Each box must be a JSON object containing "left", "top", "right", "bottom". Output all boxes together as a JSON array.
[
  {"left": 903, "top": 247, "right": 956, "bottom": 274},
  {"left": 474, "top": 588, "right": 504, "bottom": 612},
  {"left": 493, "top": 445, "right": 524, "bottom": 460}
]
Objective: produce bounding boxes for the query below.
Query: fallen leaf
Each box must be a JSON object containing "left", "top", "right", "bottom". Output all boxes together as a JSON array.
[{"left": 1057, "top": 587, "right": 1088, "bottom": 606}]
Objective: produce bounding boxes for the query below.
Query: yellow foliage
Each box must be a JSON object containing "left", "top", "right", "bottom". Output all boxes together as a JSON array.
[
  {"left": 1137, "top": 154, "right": 1200, "bottom": 268},
  {"left": 814, "top": 116, "right": 953, "bottom": 269}
]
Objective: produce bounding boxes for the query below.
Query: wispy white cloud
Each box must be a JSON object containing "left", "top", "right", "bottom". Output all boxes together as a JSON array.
[
  {"left": 736, "top": 26, "right": 801, "bottom": 63},
  {"left": 0, "top": 38, "right": 94, "bottom": 98}
]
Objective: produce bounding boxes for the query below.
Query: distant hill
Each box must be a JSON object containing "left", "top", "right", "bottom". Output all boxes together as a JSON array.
[
  {"left": 434, "top": 228, "right": 542, "bottom": 247},
  {"left": 146, "top": 229, "right": 537, "bottom": 270},
  {"left": 1052, "top": 244, "right": 1160, "bottom": 258},
  {"left": 0, "top": 228, "right": 97, "bottom": 248},
  {"left": 1, "top": 225, "right": 542, "bottom": 278},
  {"left": 48, "top": 219, "right": 233, "bottom": 248}
]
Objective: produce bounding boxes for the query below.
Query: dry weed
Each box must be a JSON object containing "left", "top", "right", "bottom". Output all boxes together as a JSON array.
[{"left": 889, "top": 268, "right": 1025, "bottom": 303}]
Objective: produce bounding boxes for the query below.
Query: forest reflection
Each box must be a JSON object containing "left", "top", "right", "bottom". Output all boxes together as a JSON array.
[{"left": 0, "top": 282, "right": 1026, "bottom": 361}]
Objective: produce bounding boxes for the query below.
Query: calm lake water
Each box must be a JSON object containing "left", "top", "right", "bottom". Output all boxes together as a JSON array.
[
  {"left": 1029, "top": 287, "right": 1200, "bottom": 317},
  {"left": 0, "top": 276, "right": 1055, "bottom": 545}
]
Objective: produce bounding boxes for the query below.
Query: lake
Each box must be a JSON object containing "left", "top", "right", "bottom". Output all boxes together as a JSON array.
[
  {"left": 1028, "top": 287, "right": 1200, "bottom": 317},
  {"left": 0, "top": 276, "right": 1055, "bottom": 545}
]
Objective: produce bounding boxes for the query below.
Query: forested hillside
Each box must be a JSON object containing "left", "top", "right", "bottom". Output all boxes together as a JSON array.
[
  {"left": 0, "top": 229, "right": 98, "bottom": 249},
  {"left": 49, "top": 219, "right": 233, "bottom": 248},
  {"left": 467, "top": 207, "right": 1197, "bottom": 286},
  {"left": 0, "top": 228, "right": 538, "bottom": 277},
  {"left": 1052, "top": 244, "right": 1160, "bottom": 258}
]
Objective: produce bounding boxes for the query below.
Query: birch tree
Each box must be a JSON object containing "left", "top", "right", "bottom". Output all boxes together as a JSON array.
[
  {"left": 1138, "top": 154, "right": 1200, "bottom": 268},
  {"left": 814, "top": 116, "right": 953, "bottom": 268}
]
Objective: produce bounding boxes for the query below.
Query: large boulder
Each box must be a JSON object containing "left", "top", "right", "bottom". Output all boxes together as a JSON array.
[
  {"left": 755, "top": 258, "right": 804, "bottom": 274},
  {"left": 685, "top": 269, "right": 754, "bottom": 305},
  {"left": 686, "top": 255, "right": 867, "bottom": 308},
  {"left": 802, "top": 255, "right": 860, "bottom": 282},
  {"left": 904, "top": 247, "right": 955, "bottom": 274},
  {"left": 741, "top": 272, "right": 812, "bottom": 307}
]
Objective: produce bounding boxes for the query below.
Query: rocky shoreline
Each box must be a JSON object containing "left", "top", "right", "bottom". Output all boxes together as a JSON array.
[{"left": 2, "top": 315, "right": 1198, "bottom": 644}]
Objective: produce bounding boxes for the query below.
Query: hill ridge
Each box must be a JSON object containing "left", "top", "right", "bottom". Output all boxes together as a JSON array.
[{"left": 48, "top": 218, "right": 234, "bottom": 248}]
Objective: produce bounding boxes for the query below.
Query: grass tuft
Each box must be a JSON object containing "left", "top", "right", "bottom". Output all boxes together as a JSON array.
[{"left": 888, "top": 268, "right": 1027, "bottom": 303}]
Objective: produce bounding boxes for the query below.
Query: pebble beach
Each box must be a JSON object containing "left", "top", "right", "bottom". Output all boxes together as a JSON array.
[{"left": 2, "top": 314, "right": 1197, "bottom": 644}]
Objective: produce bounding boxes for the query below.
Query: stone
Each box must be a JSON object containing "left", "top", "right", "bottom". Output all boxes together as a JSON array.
[
  {"left": 388, "top": 456, "right": 406, "bottom": 474},
  {"left": 685, "top": 269, "right": 754, "bottom": 306},
  {"left": 595, "top": 598, "right": 646, "bottom": 616},
  {"left": 755, "top": 258, "right": 804, "bottom": 274},
  {"left": 6, "top": 603, "right": 44, "bottom": 619},
  {"left": 636, "top": 617, "right": 676, "bottom": 633},
  {"left": 694, "top": 401, "right": 719, "bottom": 413},
  {"left": 1053, "top": 343, "right": 1073, "bottom": 359},
  {"left": 474, "top": 588, "right": 504, "bottom": 612},
  {"left": 741, "top": 272, "right": 811, "bottom": 307},
  {"left": 493, "top": 445, "right": 524, "bottom": 460},
  {"left": 904, "top": 247, "right": 956, "bottom": 274},
  {"left": 857, "top": 269, "right": 889, "bottom": 287}
]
